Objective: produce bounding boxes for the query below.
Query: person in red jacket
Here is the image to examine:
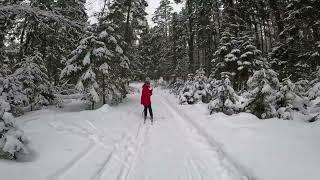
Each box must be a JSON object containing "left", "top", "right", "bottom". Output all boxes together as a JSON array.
[{"left": 141, "top": 79, "right": 153, "bottom": 123}]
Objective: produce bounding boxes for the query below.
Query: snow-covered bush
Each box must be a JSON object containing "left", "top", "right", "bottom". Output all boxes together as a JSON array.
[
  {"left": 179, "top": 74, "right": 195, "bottom": 104},
  {"left": 178, "top": 68, "right": 211, "bottom": 104},
  {"left": 208, "top": 73, "right": 239, "bottom": 115},
  {"left": 276, "top": 79, "right": 309, "bottom": 120},
  {"left": 169, "top": 78, "right": 185, "bottom": 95},
  {"left": 193, "top": 68, "right": 211, "bottom": 103},
  {"left": 0, "top": 102, "right": 29, "bottom": 160},
  {"left": 294, "top": 79, "right": 310, "bottom": 97},
  {"left": 308, "top": 67, "right": 320, "bottom": 100},
  {"left": 244, "top": 68, "right": 280, "bottom": 119},
  {"left": 156, "top": 77, "right": 167, "bottom": 88}
]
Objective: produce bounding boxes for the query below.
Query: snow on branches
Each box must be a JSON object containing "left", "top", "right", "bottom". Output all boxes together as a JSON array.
[
  {"left": 0, "top": 101, "right": 29, "bottom": 160},
  {"left": 208, "top": 72, "right": 240, "bottom": 115},
  {"left": 179, "top": 68, "right": 211, "bottom": 104}
]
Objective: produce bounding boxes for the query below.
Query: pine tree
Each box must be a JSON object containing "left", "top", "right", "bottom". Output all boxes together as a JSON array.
[
  {"left": 212, "top": 1, "right": 263, "bottom": 91},
  {"left": 152, "top": 0, "right": 173, "bottom": 37},
  {"left": 276, "top": 78, "right": 308, "bottom": 120},
  {"left": 0, "top": 58, "right": 26, "bottom": 116},
  {"left": 208, "top": 72, "right": 239, "bottom": 115},
  {"left": 271, "top": 0, "right": 320, "bottom": 80},
  {"left": 179, "top": 74, "right": 195, "bottom": 104},
  {"left": 14, "top": 51, "right": 51, "bottom": 111},
  {"left": 1, "top": 0, "right": 88, "bottom": 85},
  {"left": 146, "top": 1, "right": 174, "bottom": 80},
  {"left": 106, "top": 0, "right": 148, "bottom": 81},
  {"left": 0, "top": 97, "right": 29, "bottom": 160},
  {"left": 308, "top": 67, "right": 320, "bottom": 100},
  {"left": 133, "top": 27, "right": 154, "bottom": 80},
  {"left": 193, "top": 68, "right": 211, "bottom": 103},
  {"left": 61, "top": 16, "right": 129, "bottom": 108},
  {"left": 168, "top": 12, "right": 189, "bottom": 79},
  {"left": 244, "top": 63, "right": 280, "bottom": 119}
]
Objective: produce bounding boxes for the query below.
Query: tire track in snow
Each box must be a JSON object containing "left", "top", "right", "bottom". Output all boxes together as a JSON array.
[{"left": 160, "top": 94, "right": 258, "bottom": 180}]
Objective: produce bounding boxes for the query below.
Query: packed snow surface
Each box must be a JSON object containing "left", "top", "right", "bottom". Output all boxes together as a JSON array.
[{"left": 0, "top": 83, "right": 319, "bottom": 180}]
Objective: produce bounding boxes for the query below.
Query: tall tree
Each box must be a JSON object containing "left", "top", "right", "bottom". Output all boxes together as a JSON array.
[
  {"left": 61, "top": 14, "right": 129, "bottom": 108},
  {"left": 271, "top": 0, "right": 320, "bottom": 80},
  {"left": 152, "top": 0, "right": 173, "bottom": 37}
]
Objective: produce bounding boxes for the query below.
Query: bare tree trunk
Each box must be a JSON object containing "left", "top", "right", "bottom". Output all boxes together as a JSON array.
[
  {"left": 269, "top": 0, "right": 284, "bottom": 41},
  {"left": 102, "top": 75, "right": 106, "bottom": 105},
  {"left": 187, "top": 0, "right": 195, "bottom": 73},
  {"left": 124, "top": 0, "right": 132, "bottom": 45}
]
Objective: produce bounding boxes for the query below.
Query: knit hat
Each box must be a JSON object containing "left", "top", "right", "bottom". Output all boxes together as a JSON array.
[{"left": 145, "top": 77, "right": 151, "bottom": 84}]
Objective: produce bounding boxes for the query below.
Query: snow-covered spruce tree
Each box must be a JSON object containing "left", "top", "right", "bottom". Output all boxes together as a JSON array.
[
  {"left": 152, "top": 0, "right": 173, "bottom": 37},
  {"left": 193, "top": 68, "right": 211, "bottom": 103},
  {"left": 244, "top": 63, "right": 280, "bottom": 119},
  {"left": 308, "top": 67, "right": 320, "bottom": 100},
  {"left": 169, "top": 77, "right": 185, "bottom": 95},
  {"left": 270, "top": 0, "right": 320, "bottom": 80},
  {"left": 208, "top": 72, "right": 239, "bottom": 115},
  {"left": 206, "top": 74, "right": 219, "bottom": 100},
  {"left": 212, "top": 1, "right": 263, "bottom": 91},
  {"left": 13, "top": 51, "right": 51, "bottom": 111},
  {"left": 212, "top": 28, "right": 263, "bottom": 91},
  {"left": 294, "top": 79, "right": 310, "bottom": 98},
  {"left": 276, "top": 78, "right": 309, "bottom": 120},
  {"left": 178, "top": 68, "right": 211, "bottom": 104},
  {"left": 304, "top": 67, "right": 320, "bottom": 122},
  {"left": 2, "top": 0, "right": 88, "bottom": 86},
  {"left": 0, "top": 58, "right": 26, "bottom": 116},
  {"left": 0, "top": 101, "right": 29, "bottom": 160},
  {"left": 179, "top": 74, "right": 195, "bottom": 104},
  {"left": 61, "top": 20, "right": 129, "bottom": 109},
  {"left": 133, "top": 27, "right": 155, "bottom": 80},
  {"left": 106, "top": 0, "right": 148, "bottom": 81},
  {"left": 98, "top": 14, "right": 130, "bottom": 105},
  {"left": 169, "top": 12, "right": 189, "bottom": 79}
]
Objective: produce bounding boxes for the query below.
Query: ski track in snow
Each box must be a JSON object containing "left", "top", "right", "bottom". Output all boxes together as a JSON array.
[
  {"left": 159, "top": 93, "right": 257, "bottom": 180},
  {"left": 47, "top": 141, "right": 97, "bottom": 180},
  {"left": 48, "top": 101, "right": 151, "bottom": 180}
]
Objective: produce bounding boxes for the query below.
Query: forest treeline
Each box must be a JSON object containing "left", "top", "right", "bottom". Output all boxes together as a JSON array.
[
  {"left": 137, "top": 0, "right": 320, "bottom": 82},
  {"left": 0, "top": 0, "right": 319, "bottom": 114}
]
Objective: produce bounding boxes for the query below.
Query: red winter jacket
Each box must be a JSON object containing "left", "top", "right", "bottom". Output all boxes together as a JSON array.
[{"left": 141, "top": 84, "right": 152, "bottom": 106}]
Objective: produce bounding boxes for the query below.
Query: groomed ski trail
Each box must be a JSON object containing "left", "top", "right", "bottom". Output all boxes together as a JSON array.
[
  {"left": 47, "top": 85, "right": 254, "bottom": 180},
  {"left": 122, "top": 87, "right": 253, "bottom": 180}
]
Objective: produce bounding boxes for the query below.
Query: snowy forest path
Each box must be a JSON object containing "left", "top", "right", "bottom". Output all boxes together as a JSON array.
[
  {"left": 123, "top": 87, "right": 252, "bottom": 180},
  {"left": 45, "top": 84, "right": 253, "bottom": 180}
]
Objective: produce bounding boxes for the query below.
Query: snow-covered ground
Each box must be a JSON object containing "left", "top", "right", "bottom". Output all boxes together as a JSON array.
[
  {"left": 0, "top": 83, "right": 319, "bottom": 180},
  {"left": 162, "top": 90, "right": 320, "bottom": 180}
]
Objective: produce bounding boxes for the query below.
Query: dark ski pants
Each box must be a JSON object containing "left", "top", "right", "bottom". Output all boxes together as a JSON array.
[{"left": 144, "top": 105, "right": 153, "bottom": 119}]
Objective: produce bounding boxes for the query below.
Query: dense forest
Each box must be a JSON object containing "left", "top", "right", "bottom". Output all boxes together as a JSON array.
[
  {"left": 0, "top": 0, "right": 319, "bottom": 126},
  {"left": 1, "top": 0, "right": 320, "bottom": 115}
]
